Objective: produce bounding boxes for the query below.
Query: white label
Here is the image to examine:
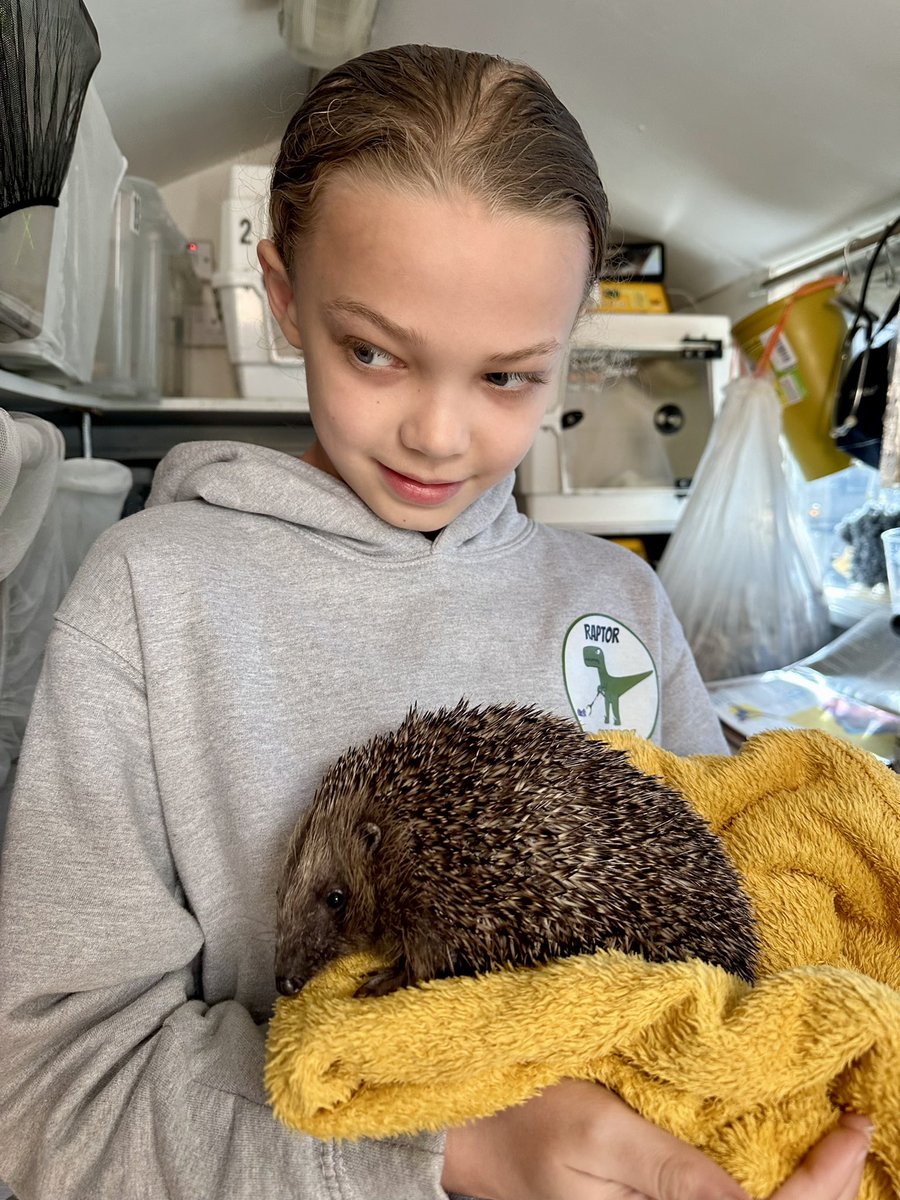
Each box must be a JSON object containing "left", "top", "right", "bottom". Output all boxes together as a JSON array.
[
  {"left": 758, "top": 326, "right": 798, "bottom": 373},
  {"left": 777, "top": 370, "right": 806, "bottom": 406},
  {"left": 562, "top": 614, "right": 659, "bottom": 738}
]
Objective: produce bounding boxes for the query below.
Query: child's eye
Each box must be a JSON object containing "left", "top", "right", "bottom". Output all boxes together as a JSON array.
[
  {"left": 484, "top": 370, "right": 549, "bottom": 391},
  {"left": 348, "top": 339, "right": 396, "bottom": 369}
]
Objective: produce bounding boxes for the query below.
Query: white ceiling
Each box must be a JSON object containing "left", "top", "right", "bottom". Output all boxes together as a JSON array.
[{"left": 86, "top": 0, "right": 900, "bottom": 300}]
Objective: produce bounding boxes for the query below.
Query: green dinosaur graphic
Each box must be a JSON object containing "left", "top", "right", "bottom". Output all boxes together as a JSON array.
[{"left": 582, "top": 646, "right": 653, "bottom": 726}]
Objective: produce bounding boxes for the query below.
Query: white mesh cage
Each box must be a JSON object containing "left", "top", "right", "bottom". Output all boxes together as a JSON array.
[
  {"left": 0, "top": 415, "right": 132, "bottom": 839},
  {"left": 0, "top": 409, "right": 65, "bottom": 581},
  {"left": 0, "top": 408, "right": 64, "bottom": 816}
]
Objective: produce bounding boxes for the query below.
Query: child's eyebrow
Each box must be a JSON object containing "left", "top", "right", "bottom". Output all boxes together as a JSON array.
[
  {"left": 324, "top": 297, "right": 560, "bottom": 363},
  {"left": 484, "top": 338, "right": 561, "bottom": 365},
  {"left": 325, "top": 298, "right": 427, "bottom": 347}
]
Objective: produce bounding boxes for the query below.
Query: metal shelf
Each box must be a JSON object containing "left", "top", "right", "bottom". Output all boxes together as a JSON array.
[
  {"left": 521, "top": 489, "right": 690, "bottom": 536},
  {"left": 0, "top": 367, "right": 91, "bottom": 408},
  {"left": 0, "top": 368, "right": 310, "bottom": 416}
]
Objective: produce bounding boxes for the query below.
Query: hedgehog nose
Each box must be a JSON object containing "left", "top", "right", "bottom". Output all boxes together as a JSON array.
[{"left": 276, "top": 976, "right": 303, "bottom": 996}]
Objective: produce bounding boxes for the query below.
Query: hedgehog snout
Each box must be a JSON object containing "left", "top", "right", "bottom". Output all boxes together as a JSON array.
[{"left": 276, "top": 975, "right": 304, "bottom": 996}]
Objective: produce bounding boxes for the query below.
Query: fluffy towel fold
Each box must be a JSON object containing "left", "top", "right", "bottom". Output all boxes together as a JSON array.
[{"left": 265, "top": 728, "right": 900, "bottom": 1198}]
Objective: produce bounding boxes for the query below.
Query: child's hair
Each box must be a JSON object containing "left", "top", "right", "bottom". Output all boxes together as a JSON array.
[{"left": 270, "top": 44, "right": 609, "bottom": 297}]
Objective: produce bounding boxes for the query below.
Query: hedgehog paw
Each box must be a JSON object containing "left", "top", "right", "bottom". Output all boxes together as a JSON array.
[{"left": 354, "top": 961, "right": 412, "bottom": 997}]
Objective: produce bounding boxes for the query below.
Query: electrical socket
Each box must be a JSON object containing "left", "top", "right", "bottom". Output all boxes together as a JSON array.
[{"left": 187, "top": 239, "right": 215, "bottom": 282}]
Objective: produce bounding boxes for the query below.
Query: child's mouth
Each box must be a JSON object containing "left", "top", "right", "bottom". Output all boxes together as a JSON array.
[{"left": 378, "top": 463, "right": 464, "bottom": 506}]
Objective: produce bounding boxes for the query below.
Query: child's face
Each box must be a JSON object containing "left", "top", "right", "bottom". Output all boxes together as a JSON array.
[{"left": 259, "top": 175, "right": 589, "bottom": 530}]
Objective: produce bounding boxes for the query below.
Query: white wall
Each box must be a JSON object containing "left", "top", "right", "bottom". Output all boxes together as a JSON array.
[
  {"left": 693, "top": 273, "right": 765, "bottom": 324},
  {"left": 161, "top": 139, "right": 281, "bottom": 249}
]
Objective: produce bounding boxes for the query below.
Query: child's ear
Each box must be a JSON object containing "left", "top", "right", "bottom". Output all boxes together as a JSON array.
[{"left": 257, "top": 238, "right": 303, "bottom": 350}]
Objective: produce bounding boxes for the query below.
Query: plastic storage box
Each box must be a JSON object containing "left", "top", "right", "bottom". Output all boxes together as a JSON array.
[{"left": 0, "top": 207, "right": 55, "bottom": 341}]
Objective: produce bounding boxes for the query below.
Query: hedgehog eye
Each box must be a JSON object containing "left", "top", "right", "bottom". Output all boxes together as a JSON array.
[{"left": 325, "top": 888, "right": 347, "bottom": 912}]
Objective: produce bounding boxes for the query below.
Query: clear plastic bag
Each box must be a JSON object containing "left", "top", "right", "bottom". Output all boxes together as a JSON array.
[{"left": 657, "top": 376, "right": 832, "bottom": 681}]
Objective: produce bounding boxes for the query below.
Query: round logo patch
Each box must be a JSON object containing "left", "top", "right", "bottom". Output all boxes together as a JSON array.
[{"left": 562, "top": 613, "right": 659, "bottom": 738}]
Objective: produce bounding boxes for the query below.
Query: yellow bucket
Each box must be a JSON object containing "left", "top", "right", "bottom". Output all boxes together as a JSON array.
[{"left": 733, "top": 282, "right": 851, "bottom": 480}]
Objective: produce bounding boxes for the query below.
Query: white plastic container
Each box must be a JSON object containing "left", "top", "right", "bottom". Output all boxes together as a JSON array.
[
  {"left": 131, "top": 179, "right": 180, "bottom": 400},
  {"left": 0, "top": 86, "right": 127, "bottom": 383},
  {"left": 55, "top": 458, "right": 133, "bottom": 581},
  {"left": 213, "top": 165, "right": 308, "bottom": 403}
]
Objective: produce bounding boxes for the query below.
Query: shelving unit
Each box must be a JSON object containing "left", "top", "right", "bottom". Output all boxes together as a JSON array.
[
  {"left": 0, "top": 367, "right": 310, "bottom": 415},
  {"left": 0, "top": 368, "right": 313, "bottom": 460}
]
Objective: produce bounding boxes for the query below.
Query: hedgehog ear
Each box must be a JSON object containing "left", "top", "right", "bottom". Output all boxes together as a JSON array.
[{"left": 361, "top": 822, "right": 382, "bottom": 856}]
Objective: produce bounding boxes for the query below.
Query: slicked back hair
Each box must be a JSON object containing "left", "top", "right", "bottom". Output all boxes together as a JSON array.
[{"left": 270, "top": 43, "right": 609, "bottom": 299}]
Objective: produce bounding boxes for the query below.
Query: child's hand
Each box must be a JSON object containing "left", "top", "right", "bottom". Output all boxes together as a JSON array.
[
  {"left": 775, "top": 1112, "right": 872, "bottom": 1200},
  {"left": 441, "top": 1079, "right": 872, "bottom": 1200}
]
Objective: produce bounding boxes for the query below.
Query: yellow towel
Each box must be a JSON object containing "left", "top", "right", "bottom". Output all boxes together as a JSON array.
[{"left": 265, "top": 728, "right": 900, "bottom": 1198}]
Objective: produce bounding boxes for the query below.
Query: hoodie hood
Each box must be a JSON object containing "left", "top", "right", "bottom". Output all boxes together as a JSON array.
[{"left": 146, "top": 440, "right": 530, "bottom": 557}]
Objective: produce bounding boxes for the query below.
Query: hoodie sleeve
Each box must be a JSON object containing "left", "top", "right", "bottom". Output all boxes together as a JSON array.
[{"left": 0, "top": 622, "right": 448, "bottom": 1200}]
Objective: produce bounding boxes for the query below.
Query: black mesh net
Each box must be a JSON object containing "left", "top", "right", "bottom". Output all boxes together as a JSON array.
[{"left": 0, "top": 0, "right": 101, "bottom": 219}]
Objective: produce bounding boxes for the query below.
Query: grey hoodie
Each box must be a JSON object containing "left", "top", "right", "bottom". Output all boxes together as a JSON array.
[{"left": 0, "top": 440, "right": 726, "bottom": 1200}]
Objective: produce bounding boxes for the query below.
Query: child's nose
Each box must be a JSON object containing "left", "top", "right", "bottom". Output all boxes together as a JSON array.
[{"left": 399, "top": 389, "right": 470, "bottom": 460}]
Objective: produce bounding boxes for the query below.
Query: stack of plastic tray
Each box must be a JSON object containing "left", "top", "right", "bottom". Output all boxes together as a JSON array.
[{"left": 90, "top": 177, "right": 198, "bottom": 400}]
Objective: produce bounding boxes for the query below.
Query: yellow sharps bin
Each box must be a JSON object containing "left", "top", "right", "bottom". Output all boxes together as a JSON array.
[{"left": 733, "top": 281, "right": 851, "bottom": 480}]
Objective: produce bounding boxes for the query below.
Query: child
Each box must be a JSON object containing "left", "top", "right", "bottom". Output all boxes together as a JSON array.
[{"left": 0, "top": 44, "right": 870, "bottom": 1200}]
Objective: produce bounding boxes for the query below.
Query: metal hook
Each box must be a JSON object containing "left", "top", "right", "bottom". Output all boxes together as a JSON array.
[
  {"left": 830, "top": 332, "right": 871, "bottom": 439},
  {"left": 882, "top": 235, "right": 898, "bottom": 286}
]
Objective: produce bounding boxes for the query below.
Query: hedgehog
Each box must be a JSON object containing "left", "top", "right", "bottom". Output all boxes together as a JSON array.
[{"left": 274, "top": 701, "right": 759, "bottom": 998}]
